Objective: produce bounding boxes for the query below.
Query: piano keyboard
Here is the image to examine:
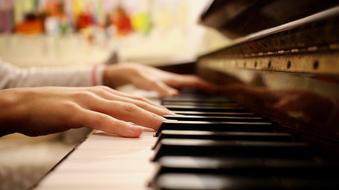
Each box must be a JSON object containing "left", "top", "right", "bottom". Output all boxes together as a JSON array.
[
  {"left": 35, "top": 89, "right": 339, "bottom": 190},
  {"left": 149, "top": 90, "right": 339, "bottom": 190}
]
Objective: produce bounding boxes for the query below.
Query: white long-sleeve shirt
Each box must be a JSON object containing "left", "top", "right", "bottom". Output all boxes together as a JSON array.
[{"left": 0, "top": 59, "right": 105, "bottom": 89}]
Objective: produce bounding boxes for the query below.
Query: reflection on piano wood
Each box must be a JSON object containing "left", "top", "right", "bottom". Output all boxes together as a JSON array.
[{"left": 36, "top": 1, "right": 339, "bottom": 190}]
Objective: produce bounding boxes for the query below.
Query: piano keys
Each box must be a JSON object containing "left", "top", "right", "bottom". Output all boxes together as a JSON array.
[{"left": 149, "top": 92, "right": 339, "bottom": 190}]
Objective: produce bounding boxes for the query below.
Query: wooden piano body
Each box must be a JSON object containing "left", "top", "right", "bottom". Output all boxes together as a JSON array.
[{"left": 35, "top": 1, "right": 339, "bottom": 189}]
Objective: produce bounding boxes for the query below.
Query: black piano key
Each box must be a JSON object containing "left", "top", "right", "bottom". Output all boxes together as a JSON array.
[
  {"left": 166, "top": 105, "right": 246, "bottom": 112},
  {"left": 154, "top": 156, "right": 339, "bottom": 178},
  {"left": 177, "top": 88, "right": 217, "bottom": 96},
  {"left": 172, "top": 111, "right": 256, "bottom": 116},
  {"left": 153, "top": 173, "right": 339, "bottom": 190},
  {"left": 162, "top": 102, "right": 239, "bottom": 107},
  {"left": 161, "top": 96, "right": 232, "bottom": 104},
  {"left": 164, "top": 115, "right": 265, "bottom": 122},
  {"left": 151, "top": 139, "right": 312, "bottom": 161},
  {"left": 156, "top": 120, "right": 274, "bottom": 136},
  {"left": 153, "top": 130, "right": 294, "bottom": 150}
]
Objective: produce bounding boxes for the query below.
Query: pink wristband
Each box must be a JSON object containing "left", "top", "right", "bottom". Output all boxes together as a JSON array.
[{"left": 91, "top": 64, "right": 99, "bottom": 86}]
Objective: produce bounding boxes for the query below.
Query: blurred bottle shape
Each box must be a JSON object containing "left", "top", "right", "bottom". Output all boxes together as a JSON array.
[{"left": 15, "top": 13, "right": 44, "bottom": 34}]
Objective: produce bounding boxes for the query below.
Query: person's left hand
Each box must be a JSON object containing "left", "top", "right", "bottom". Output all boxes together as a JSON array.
[{"left": 103, "top": 63, "right": 217, "bottom": 96}]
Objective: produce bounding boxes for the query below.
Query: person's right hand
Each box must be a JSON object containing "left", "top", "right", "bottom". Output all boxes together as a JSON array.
[{"left": 0, "top": 86, "right": 172, "bottom": 137}]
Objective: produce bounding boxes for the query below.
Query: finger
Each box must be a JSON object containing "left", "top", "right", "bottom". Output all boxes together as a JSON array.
[
  {"left": 76, "top": 108, "right": 143, "bottom": 137},
  {"left": 87, "top": 87, "right": 174, "bottom": 115},
  {"left": 95, "top": 86, "right": 162, "bottom": 107},
  {"left": 136, "top": 78, "right": 178, "bottom": 97},
  {"left": 79, "top": 96, "right": 165, "bottom": 130},
  {"left": 151, "top": 81, "right": 178, "bottom": 97},
  {"left": 167, "top": 75, "right": 217, "bottom": 92},
  {"left": 106, "top": 101, "right": 165, "bottom": 130},
  {"left": 188, "top": 76, "right": 218, "bottom": 92}
]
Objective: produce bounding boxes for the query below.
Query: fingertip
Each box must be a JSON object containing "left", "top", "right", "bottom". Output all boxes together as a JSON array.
[
  {"left": 121, "top": 123, "right": 143, "bottom": 138},
  {"left": 155, "top": 82, "right": 178, "bottom": 97},
  {"left": 168, "top": 110, "right": 176, "bottom": 115},
  {"left": 160, "top": 108, "right": 175, "bottom": 115},
  {"left": 147, "top": 114, "right": 165, "bottom": 130},
  {"left": 162, "top": 107, "right": 175, "bottom": 115},
  {"left": 171, "top": 88, "right": 179, "bottom": 96},
  {"left": 170, "top": 89, "right": 179, "bottom": 96},
  {"left": 160, "top": 88, "right": 178, "bottom": 97},
  {"left": 198, "top": 81, "right": 218, "bottom": 92}
]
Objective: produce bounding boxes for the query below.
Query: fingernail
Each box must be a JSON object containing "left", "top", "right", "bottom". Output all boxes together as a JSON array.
[
  {"left": 168, "top": 110, "right": 176, "bottom": 115},
  {"left": 159, "top": 116, "right": 166, "bottom": 121},
  {"left": 163, "top": 108, "right": 175, "bottom": 115},
  {"left": 170, "top": 90, "right": 178, "bottom": 96},
  {"left": 126, "top": 122, "right": 143, "bottom": 137}
]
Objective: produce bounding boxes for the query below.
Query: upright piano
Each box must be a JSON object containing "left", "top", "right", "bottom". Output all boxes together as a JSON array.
[{"left": 35, "top": 1, "right": 339, "bottom": 189}]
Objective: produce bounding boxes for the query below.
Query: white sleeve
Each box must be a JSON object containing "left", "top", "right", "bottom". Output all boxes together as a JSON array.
[{"left": 0, "top": 59, "right": 105, "bottom": 89}]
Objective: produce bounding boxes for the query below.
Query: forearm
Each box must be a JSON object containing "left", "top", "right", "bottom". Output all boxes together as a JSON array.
[
  {"left": 0, "top": 60, "right": 105, "bottom": 89},
  {"left": 16, "top": 65, "right": 101, "bottom": 87}
]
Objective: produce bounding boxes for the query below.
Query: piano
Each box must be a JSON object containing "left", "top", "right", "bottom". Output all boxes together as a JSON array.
[{"left": 35, "top": 1, "right": 339, "bottom": 189}]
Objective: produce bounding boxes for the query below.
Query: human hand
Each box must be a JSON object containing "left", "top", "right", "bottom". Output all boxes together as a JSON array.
[
  {"left": 0, "top": 86, "right": 172, "bottom": 137},
  {"left": 103, "top": 63, "right": 217, "bottom": 96}
]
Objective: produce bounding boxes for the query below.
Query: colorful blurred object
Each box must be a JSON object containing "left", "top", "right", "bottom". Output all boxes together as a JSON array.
[
  {"left": 0, "top": 0, "right": 195, "bottom": 39},
  {"left": 110, "top": 5, "right": 133, "bottom": 36},
  {"left": 0, "top": 0, "right": 15, "bottom": 33},
  {"left": 15, "top": 13, "right": 44, "bottom": 34},
  {"left": 76, "top": 11, "right": 94, "bottom": 30},
  {"left": 132, "top": 12, "right": 151, "bottom": 34}
]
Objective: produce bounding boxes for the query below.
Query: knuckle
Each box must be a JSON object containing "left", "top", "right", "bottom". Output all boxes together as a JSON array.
[
  {"left": 72, "top": 91, "right": 95, "bottom": 101},
  {"left": 89, "top": 113, "right": 107, "bottom": 127},
  {"left": 61, "top": 101, "right": 78, "bottom": 111},
  {"left": 134, "top": 96, "right": 148, "bottom": 102},
  {"left": 61, "top": 102, "right": 82, "bottom": 124},
  {"left": 148, "top": 80, "right": 158, "bottom": 86},
  {"left": 91, "top": 86, "right": 108, "bottom": 93},
  {"left": 135, "top": 101, "right": 148, "bottom": 109},
  {"left": 97, "top": 85, "right": 111, "bottom": 91},
  {"left": 123, "top": 103, "right": 138, "bottom": 112}
]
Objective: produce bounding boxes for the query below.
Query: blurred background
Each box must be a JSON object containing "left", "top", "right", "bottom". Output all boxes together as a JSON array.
[
  {"left": 0, "top": 0, "right": 229, "bottom": 67},
  {"left": 0, "top": 0, "right": 229, "bottom": 190}
]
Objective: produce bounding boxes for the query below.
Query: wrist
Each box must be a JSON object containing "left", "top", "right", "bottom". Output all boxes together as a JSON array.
[
  {"left": 103, "top": 65, "right": 134, "bottom": 88},
  {"left": 91, "top": 64, "right": 106, "bottom": 86},
  {"left": 0, "top": 89, "right": 25, "bottom": 136}
]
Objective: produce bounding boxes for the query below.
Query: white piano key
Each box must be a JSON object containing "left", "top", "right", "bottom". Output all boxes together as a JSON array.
[{"left": 36, "top": 132, "right": 157, "bottom": 190}]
